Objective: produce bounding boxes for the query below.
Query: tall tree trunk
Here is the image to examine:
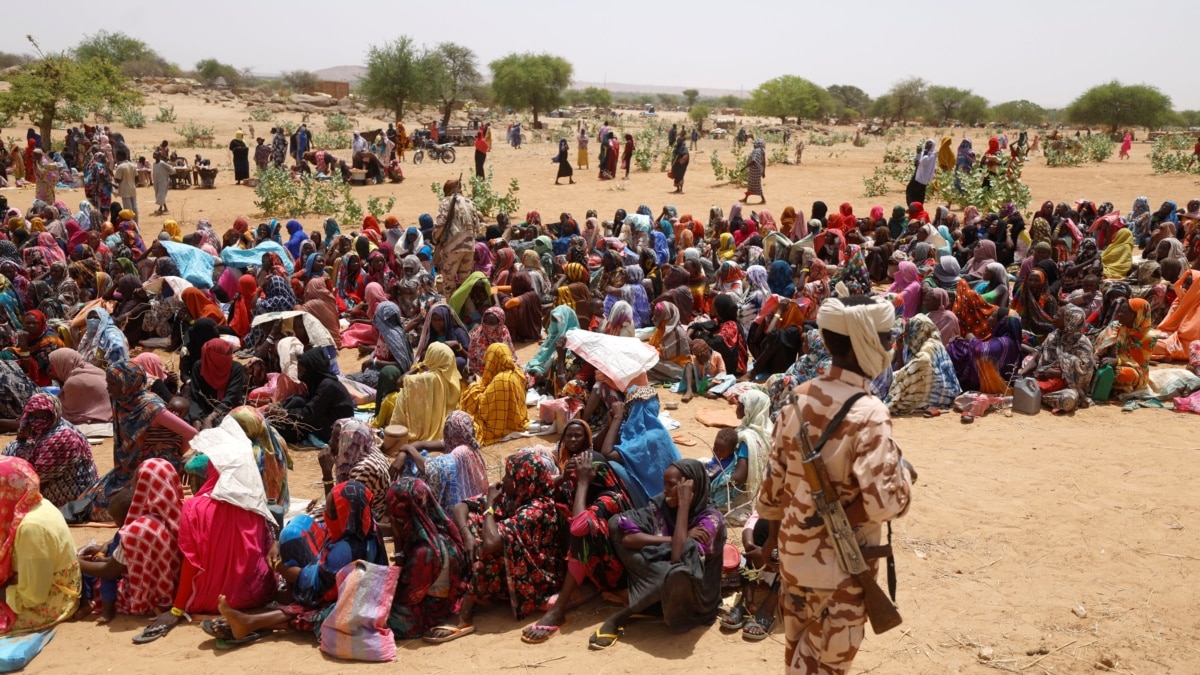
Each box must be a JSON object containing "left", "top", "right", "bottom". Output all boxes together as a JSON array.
[
  {"left": 441, "top": 100, "right": 453, "bottom": 129},
  {"left": 532, "top": 107, "right": 540, "bottom": 129}
]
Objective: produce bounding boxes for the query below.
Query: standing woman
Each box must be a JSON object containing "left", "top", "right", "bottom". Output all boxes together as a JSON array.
[
  {"left": 743, "top": 139, "right": 766, "bottom": 204},
  {"left": 473, "top": 124, "right": 490, "bottom": 179},
  {"left": 621, "top": 133, "right": 635, "bottom": 179},
  {"left": 1119, "top": 132, "right": 1132, "bottom": 160},
  {"left": 554, "top": 138, "right": 574, "bottom": 185},
  {"left": 670, "top": 134, "right": 690, "bottom": 195},
  {"left": 604, "top": 132, "right": 620, "bottom": 180},
  {"left": 577, "top": 126, "right": 589, "bottom": 170},
  {"left": 229, "top": 131, "right": 251, "bottom": 185}
]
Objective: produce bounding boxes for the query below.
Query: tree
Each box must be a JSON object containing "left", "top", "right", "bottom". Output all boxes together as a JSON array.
[
  {"left": 719, "top": 94, "right": 743, "bottom": 109},
  {"left": 358, "top": 37, "right": 425, "bottom": 120},
  {"left": 689, "top": 104, "right": 713, "bottom": 131},
  {"left": 867, "top": 95, "right": 893, "bottom": 120},
  {"left": 657, "top": 93, "right": 678, "bottom": 107},
  {"left": 990, "top": 99, "right": 1047, "bottom": 126},
  {"left": 581, "top": 86, "right": 612, "bottom": 108},
  {"left": 746, "top": 75, "right": 831, "bottom": 124},
  {"left": 488, "top": 52, "right": 573, "bottom": 127},
  {"left": 883, "top": 77, "right": 931, "bottom": 123},
  {"left": 73, "top": 31, "right": 177, "bottom": 78},
  {"left": 1179, "top": 110, "right": 1200, "bottom": 128},
  {"left": 827, "top": 84, "right": 871, "bottom": 117},
  {"left": 422, "top": 42, "right": 482, "bottom": 128},
  {"left": 682, "top": 89, "right": 700, "bottom": 107},
  {"left": 194, "top": 58, "right": 241, "bottom": 86},
  {"left": 1065, "top": 81, "right": 1174, "bottom": 132},
  {"left": 0, "top": 38, "right": 141, "bottom": 150},
  {"left": 927, "top": 86, "right": 989, "bottom": 124},
  {"left": 0, "top": 51, "right": 31, "bottom": 69},
  {"left": 281, "top": 70, "right": 319, "bottom": 93}
]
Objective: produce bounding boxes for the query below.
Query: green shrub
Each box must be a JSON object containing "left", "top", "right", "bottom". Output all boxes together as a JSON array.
[
  {"left": 710, "top": 145, "right": 748, "bottom": 186},
  {"left": 60, "top": 102, "right": 90, "bottom": 124},
  {"left": 366, "top": 195, "right": 397, "bottom": 220},
  {"left": 312, "top": 131, "right": 350, "bottom": 150},
  {"left": 926, "top": 158, "right": 1031, "bottom": 213},
  {"left": 175, "top": 120, "right": 215, "bottom": 147},
  {"left": 1044, "top": 135, "right": 1115, "bottom": 167},
  {"left": 117, "top": 106, "right": 146, "bottom": 129},
  {"left": 428, "top": 167, "right": 520, "bottom": 218},
  {"left": 768, "top": 147, "right": 789, "bottom": 164},
  {"left": 325, "top": 113, "right": 352, "bottom": 133},
  {"left": 807, "top": 132, "right": 851, "bottom": 147},
  {"left": 249, "top": 108, "right": 274, "bottom": 122},
  {"left": 861, "top": 167, "right": 891, "bottom": 198},
  {"left": 154, "top": 105, "right": 177, "bottom": 123},
  {"left": 1149, "top": 134, "right": 1200, "bottom": 175},
  {"left": 253, "top": 165, "right": 361, "bottom": 220}
]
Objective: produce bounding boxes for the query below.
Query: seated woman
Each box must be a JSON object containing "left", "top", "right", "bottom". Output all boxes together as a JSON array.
[
  {"left": 467, "top": 306, "right": 518, "bottom": 377},
  {"left": 350, "top": 301, "right": 415, "bottom": 391},
  {"left": 766, "top": 327, "right": 831, "bottom": 422},
  {"left": 503, "top": 271, "right": 544, "bottom": 343},
  {"left": 274, "top": 347, "right": 354, "bottom": 445},
  {"left": 525, "top": 306, "right": 580, "bottom": 391},
  {"left": 47, "top": 348, "right": 112, "bottom": 425},
  {"left": 389, "top": 343, "right": 462, "bottom": 442},
  {"left": 748, "top": 295, "right": 807, "bottom": 379},
  {"left": 394, "top": 411, "right": 490, "bottom": 514},
  {"left": 0, "top": 456, "right": 82, "bottom": 636},
  {"left": 597, "top": 386, "right": 682, "bottom": 506},
  {"left": 17, "top": 310, "right": 64, "bottom": 386},
  {"left": 227, "top": 406, "right": 291, "bottom": 518},
  {"left": 426, "top": 450, "right": 565, "bottom": 643},
  {"left": 717, "top": 390, "right": 771, "bottom": 521},
  {"left": 143, "top": 426, "right": 278, "bottom": 640},
  {"left": 385, "top": 477, "right": 470, "bottom": 639},
  {"left": 212, "top": 481, "right": 389, "bottom": 644},
  {"left": 459, "top": 343, "right": 529, "bottom": 446},
  {"left": 1101, "top": 228, "right": 1134, "bottom": 280},
  {"left": 75, "top": 307, "right": 129, "bottom": 367},
  {"left": 521, "top": 423, "right": 634, "bottom": 644},
  {"left": 321, "top": 419, "right": 391, "bottom": 524},
  {"left": 3, "top": 394, "right": 98, "bottom": 507},
  {"left": 590, "top": 459, "right": 726, "bottom": 649},
  {"left": 1095, "top": 298, "right": 1153, "bottom": 397},
  {"left": 187, "top": 338, "right": 246, "bottom": 425},
  {"left": 1153, "top": 264, "right": 1200, "bottom": 361},
  {"left": 447, "top": 272, "right": 493, "bottom": 328},
  {"left": 1012, "top": 268, "right": 1058, "bottom": 344},
  {"left": 948, "top": 309, "right": 1023, "bottom": 395},
  {"left": 416, "top": 303, "right": 471, "bottom": 374},
  {"left": 339, "top": 282, "right": 386, "bottom": 350},
  {"left": 647, "top": 302, "right": 690, "bottom": 384},
  {"left": 886, "top": 315, "right": 962, "bottom": 415},
  {"left": 78, "top": 362, "right": 196, "bottom": 522},
  {"left": 1033, "top": 305, "right": 1096, "bottom": 413},
  {"left": 0, "top": 360, "right": 38, "bottom": 434}
]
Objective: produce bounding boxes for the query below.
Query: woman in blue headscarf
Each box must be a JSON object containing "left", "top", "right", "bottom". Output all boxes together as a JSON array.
[
  {"left": 525, "top": 305, "right": 579, "bottom": 381},
  {"left": 622, "top": 265, "right": 652, "bottom": 328},
  {"left": 598, "top": 385, "right": 681, "bottom": 506},
  {"left": 651, "top": 230, "right": 670, "bottom": 266},
  {"left": 284, "top": 220, "right": 308, "bottom": 261},
  {"left": 767, "top": 260, "right": 795, "bottom": 298}
]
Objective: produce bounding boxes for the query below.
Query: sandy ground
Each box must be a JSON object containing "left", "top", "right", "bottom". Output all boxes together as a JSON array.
[{"left": 5, "top": 94, "right": 1200, "bottom": 673}]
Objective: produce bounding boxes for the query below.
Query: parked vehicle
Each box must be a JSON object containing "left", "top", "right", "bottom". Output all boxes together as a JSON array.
[{"left": 412, "top": 138, "right": 457, "bottom": 164}]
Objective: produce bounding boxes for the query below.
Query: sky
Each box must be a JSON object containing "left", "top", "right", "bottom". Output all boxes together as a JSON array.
[{"left": 9, "top": 0, "right": 1200, "bottom": 109}]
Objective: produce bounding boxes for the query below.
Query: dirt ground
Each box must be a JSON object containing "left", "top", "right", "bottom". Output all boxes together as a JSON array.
[{"left": 5, "top": 93, "right": 1200, "bottom": 673}]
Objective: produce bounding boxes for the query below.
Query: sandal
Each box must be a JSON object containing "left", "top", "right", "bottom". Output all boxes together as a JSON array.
[
  {"left": 132, "top": 622, "right": 174, "bottom": 644},
  {"left": 520, "top": 621, "right": 566, "bottom": 644},
  {"left": 201, "top": 618, "right": 234, "bottom": 640},
  {"left": 719, "top": 604, "right": 747, "bottom": 631},
  {"left": 422, "top": 624, "right": 475, "bottom": 644},
  {"left": 215, "top": 632, "right": 268, "bottom": 650},
  {"left": 742, "top": 615, "right": 776, "bottom": 642},
  {"left": 587, "top": 626, "right": 623, "bottom": 650}
]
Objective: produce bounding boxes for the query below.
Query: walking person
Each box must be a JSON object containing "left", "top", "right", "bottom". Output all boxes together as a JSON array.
[
  {"left": 152, "top": 151, "right": 171, "bottom": 215},
  {"left": 670, "top": 135, "right": 690, "bottom": 194},
  {"left": 621, "top": 133, "right": 634, "bottom": 179},
  {"left": 757, "top": 295, "right": 915, "bottom": 674},
  {"left": 554, "top": 138, "right": 574, "bottom": 185},
  {"left": 229, "top": 130, "right": 250, "bottom": 185}
]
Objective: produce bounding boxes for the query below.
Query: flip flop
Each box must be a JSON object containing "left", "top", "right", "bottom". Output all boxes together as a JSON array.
[
  {"left": 422, "top": 624, "right": 475, "bottom": 644},
  {"left": 201, "top": 618, "right": 234, "bottom": 640},
  {"left": 132, "top": 622, "right": 174, "bottom": 645},
  {"left": 587, "top": 626, "right": 623, "bottom": 650},
  {"left": 719, "top": 604, "right": 747, "bottom": 631},
  {"left": 520, "top": 621, "right": 567, "bottom": 644},
  {"left": 215, "top": 632, "right": 268, "bottom": 650},
  {"left": 742, "top": 615, "right": 775, "bottom": 642}
]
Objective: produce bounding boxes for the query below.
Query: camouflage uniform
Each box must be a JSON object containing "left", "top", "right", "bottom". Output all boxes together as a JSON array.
[
  {"left": 433, "top": 192, "right": 481, "bottom": 293},
  {"left": 758, "top": 366, "right": 913, "bottom": 675}
]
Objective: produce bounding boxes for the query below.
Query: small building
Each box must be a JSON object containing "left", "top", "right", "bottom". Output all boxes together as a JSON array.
[{"left": 316, "top": 81, "right": 351, "bottom": 99}]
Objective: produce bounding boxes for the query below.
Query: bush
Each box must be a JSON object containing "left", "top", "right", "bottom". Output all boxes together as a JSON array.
[
  {"left": 253, "top": 165, "right": 361, "bottom": 220},
  {"left": 428, "top": 166, "right": 520, "bottom": 218},
  {"left": 175, "top": 120, "right": 215, "bottom": 147},
  {"left": 710, "top": 145, "right": 749, "bottom": 186},
  {"left": 926, "top": 158, "right": 1031, "bottom": 213},
  {"left": 154, "top": 105, "right": 177, "bottom": 123},
  {"left": 769, "top": 147, "right": 789, "bottom": 164},
  {"left": 633, "top": 128, "right": 662, "bottom": 172},
  {"left": 249, "top": 108, "right": 273, "bottom": 122},
  {"left": 1044, "top": 135, "right": 1115, "bottom": 167},
  {"left": 272, "top": 118, "right": 298, "bottom": 136},
  {"left": 861, "top": 167, "right": 891, "bottom": 197},
  {"left": 60, "top": 102, "right": 90, "bottom": 124},
  {"left": 312, "top": 131, "right": 350, "bottom": 150},
  {"left": 808, "top": 132, "right": 851, "bottom": 147},
  {"left": 366, "top": 195, "right": 397, "bottom": 220},
  {"left": 117, "top": 105, "right": 146, "bottom": 129},
  {"left": 325, "top": 114, "right": 352, "bottom": 133},
  {"left": 1149, "top": 135, "right": 1200, "bottom": 175}
]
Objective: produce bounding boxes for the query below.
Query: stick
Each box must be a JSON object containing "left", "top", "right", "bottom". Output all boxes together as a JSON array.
[
  {"left": 501, "top": 656, "right": 566, "bottom": 669},
  {"left": 1019, "top": 639, "right": 1085, "bottom": 670}
]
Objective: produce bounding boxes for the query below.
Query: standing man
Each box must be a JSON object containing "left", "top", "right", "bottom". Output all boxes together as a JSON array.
[
  {"left": 432, "top": 178, "right": 482, "bottom": 293},
  {"left": 113, "top": 149, "right": 139, "bottom": 220},
  {"left": 151, "top": 150, "right": 171, "bottom": 215},
  {"left": 906, "top": 139, "right": 937, "bottom": 207},
  {"left": 474, "top": 123, "right": 490, "bottom": 178},
  {"left": 668, "top": 123, "right": 679, "bottom": 148},
  {"left": 758, "top": 295, "right": 915, "bottom": 675},
  {"left": 690, "top": 127, "right": 699, "bottom": 151}
]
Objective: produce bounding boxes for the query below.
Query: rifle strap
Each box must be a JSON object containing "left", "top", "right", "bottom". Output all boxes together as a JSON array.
[
  {"left": 806, "top": 392, "right": 868, "bottom": 456},
  {"left": 886, "top": 522, "right": 897, "bottom": 603}
]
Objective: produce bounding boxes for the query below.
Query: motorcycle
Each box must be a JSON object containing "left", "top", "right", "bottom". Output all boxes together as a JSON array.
[{"left": 412, "top": 139, "right": 456, "bottom": 165}]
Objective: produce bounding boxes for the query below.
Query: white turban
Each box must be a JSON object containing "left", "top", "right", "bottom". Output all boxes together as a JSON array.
[{"left": 816, "top": 297, "right": 895, "bottom": 378}]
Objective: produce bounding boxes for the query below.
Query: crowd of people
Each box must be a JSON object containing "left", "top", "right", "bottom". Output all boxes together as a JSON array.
[{"left": 0, "top": 122, "right": 1199, "bottom": 671}]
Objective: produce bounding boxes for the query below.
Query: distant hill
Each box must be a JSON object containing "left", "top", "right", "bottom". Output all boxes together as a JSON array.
[
  {"left": 311, "top": 66, "right": 742, "bottom": 98},
  {"left": 313, "top": 65, "right": 366, "bottom": 84}
]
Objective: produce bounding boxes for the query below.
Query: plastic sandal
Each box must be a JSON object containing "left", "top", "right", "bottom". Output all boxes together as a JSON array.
[
  {"left": 520, "top": 622, "right": 566, "bottom": 644},
  {"left": 131, "top": 622, "right": 174, "bottom": 645},
  {"left": 742, "top": 615, "right": 776, "bottom": 642},
  {"left": 215, "top": 632, "right": 268, "bottom": 650},
  {"left": 719, "top": 604, "right": 747, "bottom": 631},
  {"left": 422, "top": 624, "right": 475, "bottom": 644},
  {"left": 587, "top": 626, "right": 624, "bottom": 650}
]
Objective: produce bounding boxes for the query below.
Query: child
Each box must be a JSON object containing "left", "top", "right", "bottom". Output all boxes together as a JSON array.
[
  {"left": 77, "top": 487, "right": 133, "bottom": 622},
  {"left": 680, "top": 338, "right": 725, "bottom": 403},
  {"left": 706, "top": 427, "right": 749, "bottom": 511},
  {"left": 1067, "top": 274, "right": 1102, "bottom": 320}
]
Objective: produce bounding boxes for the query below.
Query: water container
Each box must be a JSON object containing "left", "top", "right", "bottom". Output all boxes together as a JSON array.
[
  {"left": 1012, "top": 377, "right": 1042, "bottom": 415},
  {"left": 1091, "top": 365, "right": 1115, "bottom": 402}
]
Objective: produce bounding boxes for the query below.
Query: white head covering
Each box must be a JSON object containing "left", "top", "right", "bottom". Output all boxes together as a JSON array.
[
  {"left": 188, "top": 416, "right": 273, "bottom": 523},
  {"left": 816, "top": 297, "right": 895, "bottom": 378}
]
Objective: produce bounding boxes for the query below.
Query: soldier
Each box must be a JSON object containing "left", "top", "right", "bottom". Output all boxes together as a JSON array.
[
  {"left": 758, "top": 295, "right": 915, "bottom": 674},
  {"left": 432, "top": 178, "right": 482, "bottom": 294}
]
